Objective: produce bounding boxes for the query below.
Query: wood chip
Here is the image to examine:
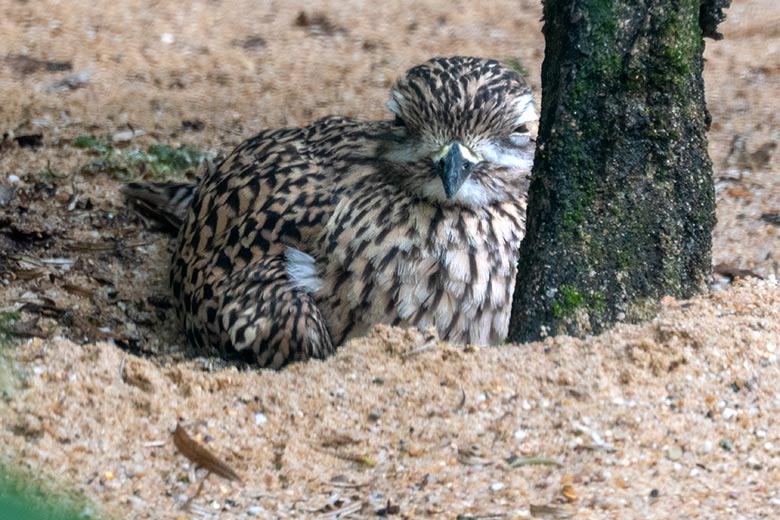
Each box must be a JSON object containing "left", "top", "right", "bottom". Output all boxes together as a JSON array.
[
  {"left": 314, "top": 500, "right": 362, "bottom": 519},
  {"left": 457, "top": 445, "right": 492, "bottom": 466},
  {"left": 506, "top": 454, "right": 563, "bottom": 468},
  {"left": 325, "top": 475, "right": 373, "bottom": 488},
  {"left": 62, "top": 282, "right": 96, "bottom": 298},
  {"left": 65, "top": 239, "right": 154, "bottom": 252},
  {"left": 723, "top": 186, "right": 752, "bottom": 201},
  {"left": 561, "top": 484, "right": 577, "bottom": 502},
  {"left": 713, "top": 263, "right": 764, "bottom": 281},
  {"left": 8, "top": 317, "right": 48, "bottom": 339},
  {"left": 529, "top": 504, "right": 573, "bottom": 518},
  {"left": 319, "top": 431, "right": 360, "bottom": 448},
  {"left": 401, "top": 338, "right": 437, "bottom": 358},
  {"left": 760, "top": 211, "right": 780, "bottom": 225}
]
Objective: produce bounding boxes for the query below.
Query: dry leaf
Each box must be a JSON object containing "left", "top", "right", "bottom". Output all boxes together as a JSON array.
[{"left": 173, "top": 424, "right": 242, "bottom": 482}]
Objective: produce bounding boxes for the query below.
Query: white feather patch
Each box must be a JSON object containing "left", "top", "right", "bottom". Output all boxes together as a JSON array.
[
  {"left": 419, "top": 177, "right": 491, "bottom": 206},
  {"left": 386, "top": 98, "right": 401, "bottom": 115},
  {"left": 286, "top": 247, "right": 323, "bottom": 293},
  {"left": 514, "top": 93, "right": 538, "bottom": 125},
  {"left": 479, "top": 142, "right": 534, "bottom": 171},
  {"left": 386, "top": 90, "right": 405, "bottom": 116},
  {"left": 454, "top": 178, "right": 491, "bottom": 206}
]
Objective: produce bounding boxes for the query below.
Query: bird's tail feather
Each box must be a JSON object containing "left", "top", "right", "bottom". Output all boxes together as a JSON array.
[{"left": 122, "top": 181, "right": 196, "bottom": 234}]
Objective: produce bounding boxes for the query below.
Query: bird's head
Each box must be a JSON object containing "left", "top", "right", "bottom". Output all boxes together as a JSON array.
[{"left": 378, "top": 56, "right": 538, "bottom": 207}]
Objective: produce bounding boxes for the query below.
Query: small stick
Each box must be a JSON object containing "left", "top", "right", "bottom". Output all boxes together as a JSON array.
[{"left": 401, "top": 339, "right": 437, "bottom": 358}]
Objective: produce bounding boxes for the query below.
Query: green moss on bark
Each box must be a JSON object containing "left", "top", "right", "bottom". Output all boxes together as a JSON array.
[
  {"left": 551, "top": 285, "right": 606, "bottom": 327},
  {"left": 551, "top": 286, "right": 584, "bottom": 318}
]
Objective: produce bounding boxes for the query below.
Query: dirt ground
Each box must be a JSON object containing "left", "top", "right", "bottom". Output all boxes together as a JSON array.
[{"left": 0, "top": 1, "right": 778, "bottom": 519}]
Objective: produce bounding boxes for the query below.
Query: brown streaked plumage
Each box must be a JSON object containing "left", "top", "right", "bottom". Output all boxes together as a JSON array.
[{"left": 124, "top": 56, "right": 538, "bottom": 369}]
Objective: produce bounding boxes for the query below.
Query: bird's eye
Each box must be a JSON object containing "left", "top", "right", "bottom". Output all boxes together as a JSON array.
[
  {"left": 512, "top": 124, "right": 529, "bottom": 134},
  {"left": 392, "top": 115, "right": 406, "bottom": 127}
]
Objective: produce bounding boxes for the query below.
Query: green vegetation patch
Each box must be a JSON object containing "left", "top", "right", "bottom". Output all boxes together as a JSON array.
[
  {"left": 72, "top": 135, "right": 211, "bottom": 180},
  {"left": 0, "top": 465, "right": 97, "bottom": 520},
  {"left": 0, "top": 311, "right": 21, "bottom": 349}
]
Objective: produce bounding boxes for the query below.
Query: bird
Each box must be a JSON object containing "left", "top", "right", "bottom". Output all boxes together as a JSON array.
[{"left": 123, "top": 56, "right": 538, "bottom": 369}]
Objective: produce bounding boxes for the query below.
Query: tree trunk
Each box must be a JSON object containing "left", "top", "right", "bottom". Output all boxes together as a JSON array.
[{"left": 508, "top": 0, "right": 730, "bottom": 341}]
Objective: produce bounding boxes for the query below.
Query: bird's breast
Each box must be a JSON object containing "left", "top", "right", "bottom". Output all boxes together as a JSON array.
[{"left": 318, "top": 189, "right": 525, "bottom": 346}]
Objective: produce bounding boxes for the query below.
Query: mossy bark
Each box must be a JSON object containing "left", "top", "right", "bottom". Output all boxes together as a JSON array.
[{"left": 508, "top": 0, "right": 730, "bottom": 341}]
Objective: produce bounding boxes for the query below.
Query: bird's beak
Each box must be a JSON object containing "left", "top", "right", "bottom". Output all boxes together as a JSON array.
[{"left": 434, "top": 141, "right": 477, "bottom": 199}]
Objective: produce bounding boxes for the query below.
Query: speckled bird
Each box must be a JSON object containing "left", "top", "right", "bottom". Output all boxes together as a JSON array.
[{"left": 123, "top": 56, "right": 538, "bottom": 369}]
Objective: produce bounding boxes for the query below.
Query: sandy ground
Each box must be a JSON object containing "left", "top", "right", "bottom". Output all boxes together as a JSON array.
[{"left": 0, "top": 1, "right": 779, "bottom": 519}]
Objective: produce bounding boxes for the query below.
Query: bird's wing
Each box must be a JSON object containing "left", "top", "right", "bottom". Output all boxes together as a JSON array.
[
  {"left": 170, "top": 116, "right": 376, "bottom": 363},
  {"left": 181, "top": 116, "right": 371, "bottom": 260}
]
